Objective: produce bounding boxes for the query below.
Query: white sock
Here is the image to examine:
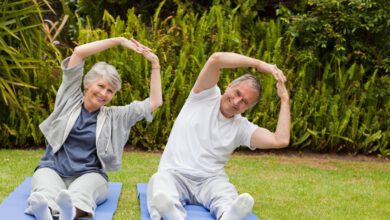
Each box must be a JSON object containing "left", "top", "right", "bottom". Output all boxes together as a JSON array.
[
  {"left": 28, "top": 192, "right": 53, "bottom": 220},
  {"left": 220, "top": 193, "right": 254, "bottom": 220},
  {"left": 153, "top": 192, "right": 185, "bottom": 220},
  {"left": 56, "top": 190, "right": 76, "bottom": 220}
]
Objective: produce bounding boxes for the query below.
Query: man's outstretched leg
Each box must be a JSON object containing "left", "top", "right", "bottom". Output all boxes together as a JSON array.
[
  {"left": 220, "top": 193, "right": 254, "bottom": 220},
  {"left": 147, "top": 171, "right": 186, "bottom": 220},
  {"left": 198, "top": 175, "right": 254, "bottom": 220}
]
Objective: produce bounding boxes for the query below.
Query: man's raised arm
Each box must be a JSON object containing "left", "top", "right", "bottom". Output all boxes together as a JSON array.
[
  {"left": 250, "top": 80, "right": 291, "bottom": 149},
  {"left": 193, "top": 52, "right": 286, "bottom": 94}
]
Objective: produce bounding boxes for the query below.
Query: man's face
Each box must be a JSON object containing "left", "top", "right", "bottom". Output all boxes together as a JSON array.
[{"left": 220, "top": 80, "right": 259, "bottom": 118}]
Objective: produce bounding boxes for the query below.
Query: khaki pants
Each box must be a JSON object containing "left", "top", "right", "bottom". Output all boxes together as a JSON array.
[{"left": 25, "top": 167, "right": 108, "bottom": 218}]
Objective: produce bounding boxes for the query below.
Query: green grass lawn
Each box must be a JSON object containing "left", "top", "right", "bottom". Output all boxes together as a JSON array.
[{"left": 0, "top": 149, "right": 389, "bottom": 219}]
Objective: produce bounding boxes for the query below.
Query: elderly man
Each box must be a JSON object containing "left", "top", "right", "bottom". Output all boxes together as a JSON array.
[{"left": 147, "top": 52, "right": 290, "bottom": 220}]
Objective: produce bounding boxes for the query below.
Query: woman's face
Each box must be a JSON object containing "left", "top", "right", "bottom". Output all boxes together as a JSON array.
[{"left": 83, "top": 78, "right": 115, "bottom": 112}]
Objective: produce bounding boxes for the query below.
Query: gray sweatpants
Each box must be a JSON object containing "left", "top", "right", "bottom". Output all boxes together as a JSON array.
[
  {"left": 25, "top": 167, "right": 108, "bottom": 218},
  {"left": 147, "top": 170, "right": 238, "bottom": 220}
]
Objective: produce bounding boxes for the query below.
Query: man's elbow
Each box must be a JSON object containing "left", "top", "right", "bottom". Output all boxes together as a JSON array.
[
  {"left": 208, "top": 52, "right": 224, "bottom": 64},
  {"left": 276, "top": 139, "right": 290, "bottom": 149}
]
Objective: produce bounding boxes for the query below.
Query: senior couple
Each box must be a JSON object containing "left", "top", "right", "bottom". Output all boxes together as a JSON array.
[{"left": 26, "top": 37, "right": 290, "bottom": 220}]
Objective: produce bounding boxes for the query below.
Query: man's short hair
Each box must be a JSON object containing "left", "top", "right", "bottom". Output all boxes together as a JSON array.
[{"left": 230, "top": 74, "right": 261, "bottom": 105}]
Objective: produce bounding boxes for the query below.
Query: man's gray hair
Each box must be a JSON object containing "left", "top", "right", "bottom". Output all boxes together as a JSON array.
[
  {"left": 83, "top": 62, "right": 121, "bottom": 92},
  {"left": 230, "top": 74, "right": 261, "bottom": 104}
]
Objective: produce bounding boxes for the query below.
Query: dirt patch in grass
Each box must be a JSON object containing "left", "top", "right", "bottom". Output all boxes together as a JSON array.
[
  {"left": 278, "top": 156, "right": 338, "bottom": 170},
  {"left": 124, "top": 145, "right": 389, "bottom": 162},
  {"left": 122, "top": 146, "right": 390, "bottom": 171},
  {"left": 234, "top": 148, "right": 389, "bottom": 162},
  {"left": 231, "top": 148, "right": 390, "bottom": 171}
]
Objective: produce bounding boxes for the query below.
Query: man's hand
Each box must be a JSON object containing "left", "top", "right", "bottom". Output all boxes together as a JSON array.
[
  {"left": 271, "top": 65, "right": 287, "bottom": 82},
  {"left": 255, "top": 61, "right": 286, "bottom": 82}
]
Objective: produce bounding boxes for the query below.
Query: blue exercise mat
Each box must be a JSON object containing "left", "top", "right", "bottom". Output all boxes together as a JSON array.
[
  {"left": 137, "top": 183, "right": 258, "bottom": 220},
  {"left": 0, "top": 177, "right": 122, "bottom": 220}
]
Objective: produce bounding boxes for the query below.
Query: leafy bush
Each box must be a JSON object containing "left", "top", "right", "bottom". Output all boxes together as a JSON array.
[
  {"left": 278, "top": 0, "right": 390, "bottom": 74},
  {"left": 1, "top": 0, "right": 388, "bottom": 156},
  {"left": 73, "top": 2, "right": 389, "bottom": 154}
]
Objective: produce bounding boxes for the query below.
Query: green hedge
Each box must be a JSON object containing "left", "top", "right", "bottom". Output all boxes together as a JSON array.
[
  {"left": 1, "top": 0, "right": 389, "bottom": 155},
  {"left": 0, "top": 0, "right": 61, "bottom": 147}
]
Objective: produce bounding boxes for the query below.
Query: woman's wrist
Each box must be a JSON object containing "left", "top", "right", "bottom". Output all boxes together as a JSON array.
[
  {"left": 117, "top": 37, "right": 128, "bottom": 46},
  {"left": 280, "top": 96, "right": 290, "bottom": 103},
  {"left": 151, "top": 62, "right": 160, "bottom": 69}
]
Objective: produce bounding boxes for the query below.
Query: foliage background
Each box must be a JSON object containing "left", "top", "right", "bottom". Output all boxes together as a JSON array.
[{"left": 0, "top": 0, "right": 389, "bottom": 155}]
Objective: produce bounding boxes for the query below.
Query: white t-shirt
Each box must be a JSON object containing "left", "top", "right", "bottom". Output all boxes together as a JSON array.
[{"left": 158, "top": 85, "right": 258, "bottom": 178}]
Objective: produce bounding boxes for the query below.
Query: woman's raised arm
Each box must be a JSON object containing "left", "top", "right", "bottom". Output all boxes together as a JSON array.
[{"left": 68, "top": 37, "right": 144, "bottom": 68}]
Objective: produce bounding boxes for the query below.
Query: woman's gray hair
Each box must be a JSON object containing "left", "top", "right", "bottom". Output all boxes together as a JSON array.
[
  {"left": 83, "top": 62, "right": 121, "bottom": 92},
  {"left": 230, "top": 74, "right": 261, "bottom": 104}
]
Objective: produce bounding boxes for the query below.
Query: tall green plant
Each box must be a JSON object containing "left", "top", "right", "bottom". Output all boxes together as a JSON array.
[{"left": 0, "top": 0, "right": 61, "bottom": 147}]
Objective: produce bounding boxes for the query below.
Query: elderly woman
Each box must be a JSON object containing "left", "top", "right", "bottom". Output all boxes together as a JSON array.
[{"left": 25, "top": 37, "right": 162, "bottom": 220}]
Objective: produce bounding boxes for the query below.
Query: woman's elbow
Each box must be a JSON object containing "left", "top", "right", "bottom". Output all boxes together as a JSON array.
[
  {"left": 156, "top": 99, "right": 163, "bottom": 108},
  {"left": 73, "top": 46, "right": 82, "bottom": 55},
  {"left": 71, "top": 46, "right": 84, "bottom": 59}
]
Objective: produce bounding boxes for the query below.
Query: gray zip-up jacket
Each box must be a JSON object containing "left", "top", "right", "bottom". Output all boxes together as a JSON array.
[{"left": 39, "top": 57, "right": 153, "bottom": 171}]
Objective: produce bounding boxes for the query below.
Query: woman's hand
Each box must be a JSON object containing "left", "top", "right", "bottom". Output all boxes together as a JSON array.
[
  {"left": 121, "top": 38, "right": 160, "bottom": 66},
  {"left": 130, "top": 39, "right": 163, "bottom": 112},
  {"left": 142, "top": 51, "right": 160, "bottom": 68},
  {"left": 120, "top": 37, "right": 149, "bottom": 54},
  {"left": 130, "top": 38, "right": 160, "bottom": 67},
  {"left": 276, "top": 80, "right": 289, "bottom": 102}
]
